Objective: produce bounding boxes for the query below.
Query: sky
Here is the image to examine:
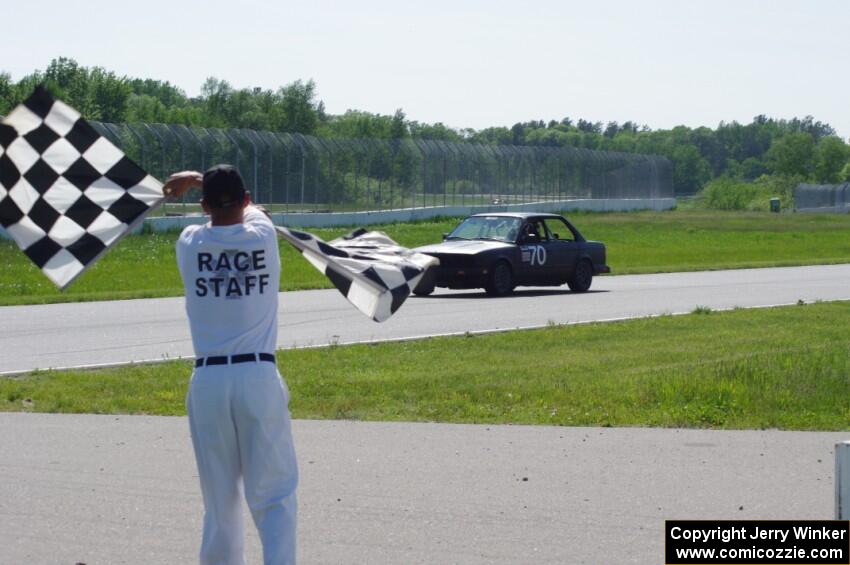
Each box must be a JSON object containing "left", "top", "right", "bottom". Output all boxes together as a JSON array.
[{"left": 2, "top": 0, "right": 848, "bottom": 138}]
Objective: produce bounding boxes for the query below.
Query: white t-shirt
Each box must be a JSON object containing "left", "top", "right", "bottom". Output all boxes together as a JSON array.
[{"left": 176, "top": 206, "right": 280, "bottom": 358}]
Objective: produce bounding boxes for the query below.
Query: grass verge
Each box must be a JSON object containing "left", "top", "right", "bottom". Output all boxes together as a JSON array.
[
  {"left": 2, "top": 301, "right": 849, "bottom": 430},
  {"left": 3, "top": 209, "right": 850, "bottom": 306}
]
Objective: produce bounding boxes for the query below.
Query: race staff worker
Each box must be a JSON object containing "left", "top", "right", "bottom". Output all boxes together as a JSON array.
[{"left": 164, "top": 165, "right": 298, "bottom": 565}]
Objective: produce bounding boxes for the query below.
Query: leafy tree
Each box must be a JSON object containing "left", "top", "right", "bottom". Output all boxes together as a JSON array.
[
  {"left": 766, "top": 132, "right": 815, "bottom": 177},
  {"left": 390, "top": 108, "right": 407, "bottom": 139},
  {"left": 276, "top": 79, "right": 319, "bottom": 134},
  {"left": 785, "top": 115, "right": 835, "bottom": 141},
  {"left": 407, "top": 121, "right": 463, "bottom": 141},
  {"left": 510, "top": 123, "right": 525, "bottom": 145},
  {"left": 470, "top": 126, "right": 512, "bottom": 145},
  {"left": 813, "top": 136, "right": 849, "bottom": 183},
  {"left": 39, "top": 57, "right": 131, "bottom": 121},
  {"left": 689, "top": 126, "right": 725, "bottom": 176},
  {"left": 668, "top": 144, "right": 712, "bottom": 194},
  {"left": 606, "top": 134, "right": 635, "bottom": 153},
  {"left": 320, "top": 110, "right": 396, "bottom": 139},
  {"left": 42, "top": 57, "right": 92, "bottom": 111},
  {"left": 316, "top": 100, "right": 328, "bottom": 124},
  {"left": 576, "top": 119, "right": 601, "bottom": 134},
  {"left": 738, "top": 157, "right": 769, "bottom": 180},
  {"left": 125, "top": 94, "right": 170, "bottom": 123},
  {"left": 0, "top": 72, "right": 12, "bottom": 115},
  {"left": 200, "top": 77, "right": 234, "bottom": 127},
  {"left": 87, "top": 67, "right": 132, "bottom": 122},
  {"left": 128, "top": 78, "right": 188, "bottom": 108},
  {"left": 620, "top": 121, "right": 640, "bottom": 134},
  {"left": 603, "top": 121, "right": 619, "bottom": 138},
  {"left": 525, "top": 127, "right": 571, "bottom": 147}
]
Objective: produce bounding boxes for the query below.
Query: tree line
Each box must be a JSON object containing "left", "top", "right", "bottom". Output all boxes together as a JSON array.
[{"left": 1, "top": 58, "right": 848, "bottom": 196}]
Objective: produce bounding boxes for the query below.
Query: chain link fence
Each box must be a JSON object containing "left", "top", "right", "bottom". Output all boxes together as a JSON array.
[
  {"left": 795, "top": 183, "right": 850, "bottom": 213},
  {"left": 86, "top": 121, "right": 673, "bottom": 216}
]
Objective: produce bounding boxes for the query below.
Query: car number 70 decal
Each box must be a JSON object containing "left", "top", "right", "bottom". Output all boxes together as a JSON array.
[{"left": 521, "top": 245, "right": 547, "bottom": 266}]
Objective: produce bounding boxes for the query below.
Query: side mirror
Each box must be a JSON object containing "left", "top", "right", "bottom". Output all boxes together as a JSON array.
[{"left": 442, "top": 233, "right": 449, "bottom": 241}]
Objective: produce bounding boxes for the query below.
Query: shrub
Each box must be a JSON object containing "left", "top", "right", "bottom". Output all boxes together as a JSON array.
[{"left": 699, "top": 174, "right": 800, "bottom": 211}]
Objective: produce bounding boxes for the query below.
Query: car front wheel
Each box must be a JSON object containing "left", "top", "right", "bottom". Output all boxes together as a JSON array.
[
  {"left": 413, "top": 279, "right": 435, "bottom": 296},
  {"left": 412, "top": 268, "right": 436, "bottom": 296},
  {"left": 485, "top": 261, "right": 514, "bottom": 296},
  {"left": 567, "top": 259, "right": 593, "bottom": 292}
]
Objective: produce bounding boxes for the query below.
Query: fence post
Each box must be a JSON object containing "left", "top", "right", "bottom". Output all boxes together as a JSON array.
[
  {"left": 220, "top": 130, "right": 242, "bottom": 177},
  {"left": 234, "top": 130, "right": 259, "bottom": 205},
  {"left": 91, "top": 121, "right": 122, "bottom": 148},
  {"left": 314, "top": 137, "right": 335, "bottom": 211},
  {"left": 254, "top": 131, "right": 277, "bottom": 209},
  {"left": 291, "top": 134, "right": 307, "bottom": 209},
  {"left": 837, "top": 441, "right": 850, "bottom": 519},
  {"left": 140, "top": 123, "right": 168, "bottom": 181},
  {"left": 203, "top": 129, "right": 228, "bottom": 171},
  {"left": 165, "top": 124, "right": 189, "bottom": 214},
  {"left": 183, "top": 127, "right": 206, "bottom": 172},
  {"left": 125, "top": 124, "right": 150, "bottom": 173},
  {"left": 273, "top": 133, "right": 295, "bottom": 213}
]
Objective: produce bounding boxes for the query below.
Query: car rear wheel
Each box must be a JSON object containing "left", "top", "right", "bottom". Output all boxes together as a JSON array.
[
  {"left": 567, "top": 259, "right": 593, "bottom": 292},
  {"left": 485, "top": 261, "right": 514, "bottom": 296}
]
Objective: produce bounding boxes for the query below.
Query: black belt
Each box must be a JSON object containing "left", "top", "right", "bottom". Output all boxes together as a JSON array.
[{"left": 195, "top": 353, "right": 276, "bottom": 368}]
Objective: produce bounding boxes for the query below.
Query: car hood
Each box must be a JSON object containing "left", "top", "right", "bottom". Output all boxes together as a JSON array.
[{"left": 414, "top": 239, "right": 514, "bottom": 255}]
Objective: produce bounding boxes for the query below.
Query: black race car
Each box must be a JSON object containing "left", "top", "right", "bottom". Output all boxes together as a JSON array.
[{"left": 413, "top": 213, "right": 609, "bottom": 296}]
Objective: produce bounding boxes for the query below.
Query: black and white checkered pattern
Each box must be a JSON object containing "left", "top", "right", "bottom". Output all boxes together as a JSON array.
[
  {"left": 277, "top": 226, "right": 439, "bottom": 322},
  {"left": 0, "top": 86, "right": 164, "bottom": 289}
]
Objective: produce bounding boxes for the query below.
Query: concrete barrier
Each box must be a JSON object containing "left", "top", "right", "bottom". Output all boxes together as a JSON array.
[
  {"left": 0, "top": 198, "right": 675, "bottom": 239},
  {"left": 795, "top": 204, "right": 850, "bottom": 214}
]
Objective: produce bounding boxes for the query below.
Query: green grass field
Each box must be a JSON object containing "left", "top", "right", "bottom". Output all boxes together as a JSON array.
[
  {"left": 2, "top": 209, "right": 850, "bottom": 306},
  {"left": 3, "top": 301, "right": 849, "bottom": 431}
]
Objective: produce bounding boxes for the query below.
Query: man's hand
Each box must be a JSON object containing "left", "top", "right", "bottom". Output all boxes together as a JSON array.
[{"left": 163, "top": 171, "right": 203, "bottom": 199}]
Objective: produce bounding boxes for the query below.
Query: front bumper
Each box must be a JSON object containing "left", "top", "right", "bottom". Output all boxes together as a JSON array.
[{"left": 434, "top": 266, "right": 489, "bottom": 289}]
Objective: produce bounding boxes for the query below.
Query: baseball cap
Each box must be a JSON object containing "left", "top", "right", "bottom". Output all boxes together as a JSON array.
[{"left": 202, "top": 164, "right": 246, "bottom": 209}]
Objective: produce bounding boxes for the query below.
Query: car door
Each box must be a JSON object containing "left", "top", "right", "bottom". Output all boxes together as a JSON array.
[{"left": 540, "top": 217, "right": 579, "bottom": 283}]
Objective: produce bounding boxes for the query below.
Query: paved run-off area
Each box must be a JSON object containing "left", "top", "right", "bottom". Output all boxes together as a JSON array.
[{"left": 0, "top": 413, "right": 844, "bottom": 564}]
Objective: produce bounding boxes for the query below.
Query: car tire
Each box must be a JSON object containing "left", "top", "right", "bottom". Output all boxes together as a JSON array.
[
  {"left": 412, "top": 279, "right": 435, "bottom": 296},
  {"left": 567, "top": 259, "right": 593, "bottom": 292},
  {"left": 485, "top": 261, "right": 514, "bottom": 296}
]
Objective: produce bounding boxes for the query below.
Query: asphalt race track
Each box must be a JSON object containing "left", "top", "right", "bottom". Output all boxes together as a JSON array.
[{"left": 1, "top": 263, "right": 849, "bottom": 374}]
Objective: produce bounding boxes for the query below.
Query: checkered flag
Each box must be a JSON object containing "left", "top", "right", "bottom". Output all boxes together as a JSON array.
[
  {"left": 0, "top": 86, "right": 164, "bottom": 289},
  {"left": 277, "top": 226, "right": 439, "bottom": 322}
]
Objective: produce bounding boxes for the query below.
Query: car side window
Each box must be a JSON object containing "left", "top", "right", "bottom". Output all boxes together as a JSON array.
[
  {"left": 543, "top": 218, "right": 574, "bottom": 242},
  {"left": 520, "top": 220, "right": 548, "bottom": 243}
]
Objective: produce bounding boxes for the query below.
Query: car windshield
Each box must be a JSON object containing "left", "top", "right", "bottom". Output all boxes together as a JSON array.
[{"left": 447, "top": 216, "right": 522, "bottom": 242}]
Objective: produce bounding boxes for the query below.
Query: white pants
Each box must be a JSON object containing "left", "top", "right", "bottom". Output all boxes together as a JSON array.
[{"left": 187, "top": 362, "right": 298, "bottom": 565}]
